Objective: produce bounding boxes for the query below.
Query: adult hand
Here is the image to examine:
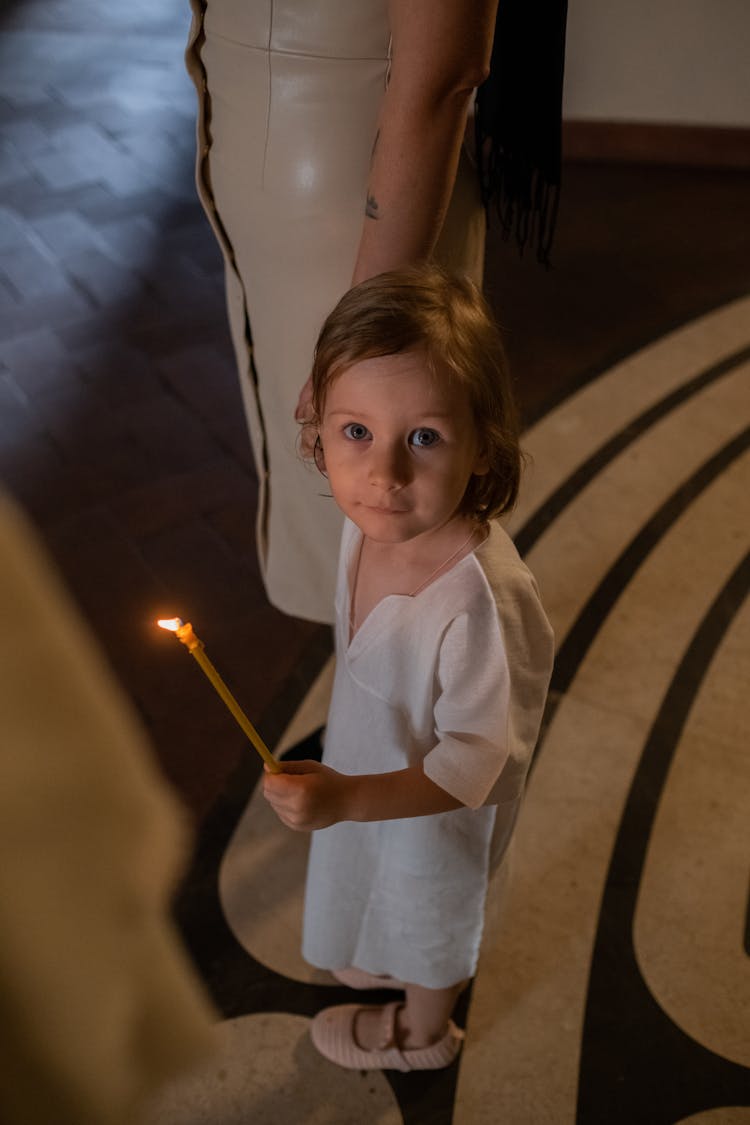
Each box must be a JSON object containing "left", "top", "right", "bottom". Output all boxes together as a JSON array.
[{"left": 263, "top": 759, "right": 351, "bottom": 831}]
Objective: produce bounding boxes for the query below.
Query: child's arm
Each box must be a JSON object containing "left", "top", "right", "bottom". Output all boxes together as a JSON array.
[{"left": 263, "top": 759, "right": 463, "bottom": 832}]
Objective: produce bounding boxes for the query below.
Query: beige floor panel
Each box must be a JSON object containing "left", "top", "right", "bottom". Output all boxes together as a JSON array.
[
  {"left": 676, "top": 1112, "right": 750, "bottom": 1124},
  {"left": 506, "top": 294, "right": 750, "bottom": 536},
  {"left": 273, "top": 656, "right": 335, "bottom": 758},
  {"left": 218, "top": 656, "right": 335, "bottom": 983},
  {"left": 525, "top": 361, "right": 749, "bottom": 645},
  {"left": 634, "top": 596, "right": 750, "bottom": 1067},
  {"left": 570, "top": 451, "right": 749, "bottom": 717},
  {"left": 455, "top": 694, "right": 651, "bottom": 1124},
  {"left": 219, "top": 777, "right": 324, "bottom": 984},
  {"left": 141, "top": 1012, "right": 401, "bottom": 1125}
]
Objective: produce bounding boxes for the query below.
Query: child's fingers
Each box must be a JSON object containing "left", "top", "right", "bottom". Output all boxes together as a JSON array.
[
  {"left": 262, "top": 765, "right": 311, "bottom": 810},
  {"left": 262, "top": 776, "right": 310, "bottom": 831},
  {"left": 270, "top": 758, "right": 323, "bottom": 775},
  {"left": 262, "top": 774, "right": 295, "bottom": 820},
  {"left": 262, "top": 762, "right": 337, "bottom": 832}
]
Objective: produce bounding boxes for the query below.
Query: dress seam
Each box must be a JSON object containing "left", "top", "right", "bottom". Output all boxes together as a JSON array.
[
  {"left": 203, "top": 26, "right": 388, "bottom": 61},
  {"left": 262, "top": 0, "right": 273, "bottom": 188}
]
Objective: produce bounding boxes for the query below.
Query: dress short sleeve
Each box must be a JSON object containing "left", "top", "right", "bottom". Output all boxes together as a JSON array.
[
  {"left": 423, "top": 606, "right": 510, "bottom": 809},
  {"left": 423, "top": 560, "right": 554, "bottom": 810}
]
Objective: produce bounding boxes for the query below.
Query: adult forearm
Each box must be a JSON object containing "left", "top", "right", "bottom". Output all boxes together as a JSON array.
[{"left": 351, "top": 83, "right": 475, "bottom": 285}]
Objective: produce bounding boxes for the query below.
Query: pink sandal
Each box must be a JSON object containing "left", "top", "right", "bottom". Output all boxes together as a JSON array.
[
  {"left": 332, "top": 966, "right": 404, "bottom": 990},
  {"left": 310, "top": 1000, "right": 464, "bottom": 1072}
]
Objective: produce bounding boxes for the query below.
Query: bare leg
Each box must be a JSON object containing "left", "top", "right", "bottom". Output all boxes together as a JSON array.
[
  {"left": 354, "top": 979, "right": 468, "bottom": 1050},
  {"left": 398, "top": 980, "right": 468, "bottom": 1047}
]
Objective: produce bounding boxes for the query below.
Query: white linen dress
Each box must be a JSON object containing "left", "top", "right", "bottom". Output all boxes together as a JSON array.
[
  {"left": 185, "top": 1, "right": 486, "bottom": 622},
  {"left": 302, "top": 519, "right": 554, "bottom": 989}
]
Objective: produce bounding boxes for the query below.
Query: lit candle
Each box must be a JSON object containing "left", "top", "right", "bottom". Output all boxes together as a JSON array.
[{"left": 157, "top": 617, "right": 281, "bottom": 773}]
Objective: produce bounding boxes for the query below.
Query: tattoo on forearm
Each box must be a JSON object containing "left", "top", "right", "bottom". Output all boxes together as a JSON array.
[{"left": 366, "top": 193, "right": 380, "bottom": 220}]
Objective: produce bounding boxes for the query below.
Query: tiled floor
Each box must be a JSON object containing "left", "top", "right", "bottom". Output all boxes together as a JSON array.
[{"left": 2, "top": 2, "right": 749, "bottom": 1123}]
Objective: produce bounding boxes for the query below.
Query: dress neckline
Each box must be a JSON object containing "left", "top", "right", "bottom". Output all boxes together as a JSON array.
[{"left": 346, "top": 522, "right": 490, "bottom": 646}]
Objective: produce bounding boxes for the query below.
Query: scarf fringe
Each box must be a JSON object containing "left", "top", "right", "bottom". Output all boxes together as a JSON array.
[
  {"left": 475, "top": 134, "right": 561, "bottom": 268},
  {"left": 473, "top": 0, "right": 568, "bottom": 268}
]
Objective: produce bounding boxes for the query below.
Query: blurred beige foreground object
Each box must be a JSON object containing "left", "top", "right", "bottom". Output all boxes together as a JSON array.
[{"left": 0, "top": 493, "right": 216, "bottom": 1125}]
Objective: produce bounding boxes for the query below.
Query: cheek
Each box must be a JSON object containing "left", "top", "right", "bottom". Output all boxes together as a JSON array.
[
  {"left": 419, "top": 464, "right": 467, "bottom": 510},
  {"left": 319, "top": 442, "right": 356, "bottom": 489},
  {"left": 434, "top": 450, "right": 477, "bottom": 486}
]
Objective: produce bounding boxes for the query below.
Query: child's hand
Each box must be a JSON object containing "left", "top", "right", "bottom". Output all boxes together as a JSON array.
[{"left": 262, "top": 759, "right": 351, "bottom": 831}]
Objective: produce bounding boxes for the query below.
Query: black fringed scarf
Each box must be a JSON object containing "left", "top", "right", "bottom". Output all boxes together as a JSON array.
[{"left": 475, "top": 0, "right": 569, "bottom": 266}]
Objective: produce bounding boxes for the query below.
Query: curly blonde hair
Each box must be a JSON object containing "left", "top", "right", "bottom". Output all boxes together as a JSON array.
[{"left": 309, "top": 263, "right": 522, "bottom": 520}]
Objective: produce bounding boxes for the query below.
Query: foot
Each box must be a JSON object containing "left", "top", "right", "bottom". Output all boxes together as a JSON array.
[
  {"left": 354, "top": 1006, "right": 443, "bottom": 1051},
  {"left": 310, "top": 1001, "right": 464, "bottom": 1072},
  {"left": 353, "top": 1006, "right": 392, "bottom": 1050}
]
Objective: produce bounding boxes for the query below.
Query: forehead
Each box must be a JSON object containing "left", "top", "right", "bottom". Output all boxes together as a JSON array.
[{"left": 324, "top": 349, "right": 464, "bottom": 412}]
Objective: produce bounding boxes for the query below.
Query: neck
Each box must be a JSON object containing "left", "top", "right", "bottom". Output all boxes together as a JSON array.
[
  {"left": 364, "top": 515, "right": 479, "bottom": 570},
  {"left": 348, "top": 517, "right": 487, "bottom": 639}
]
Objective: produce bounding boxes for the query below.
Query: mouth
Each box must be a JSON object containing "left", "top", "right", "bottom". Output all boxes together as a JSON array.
[{"left": 363, "top": 503, "right": 409, "bottom": 515}]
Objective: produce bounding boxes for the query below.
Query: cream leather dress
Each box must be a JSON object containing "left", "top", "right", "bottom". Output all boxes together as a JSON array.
[{"left": 186, "top": 0, "right": 486, "bottom": 622}]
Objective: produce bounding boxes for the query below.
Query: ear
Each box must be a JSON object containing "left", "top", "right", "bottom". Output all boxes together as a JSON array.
[
  {"left": 472, "top": 447, "right": 490, "bottom": 476},
  {"left": 313, "top": 434, "right": 328, "bottom": 477}
]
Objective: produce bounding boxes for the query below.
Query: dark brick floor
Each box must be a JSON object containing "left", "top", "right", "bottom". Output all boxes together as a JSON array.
[
  {"left": 2, "top": 0, "right": 749, "bottom": 823},
  {"left": 0, "top": 0, "right": 324, "bottom": 820}
]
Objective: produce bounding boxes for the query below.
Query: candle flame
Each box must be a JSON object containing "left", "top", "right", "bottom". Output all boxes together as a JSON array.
[{"left": 157, "top": 617, "right": 184, "bottom": 631}]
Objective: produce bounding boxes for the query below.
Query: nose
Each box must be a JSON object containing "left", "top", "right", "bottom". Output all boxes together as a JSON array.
[{"left": 368, "top": 441, "right": 410, "bottom": 491}]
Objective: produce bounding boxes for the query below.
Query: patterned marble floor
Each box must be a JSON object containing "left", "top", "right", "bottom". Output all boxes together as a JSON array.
[
  {"left": 145, "top": 297, "right": 750, "bottom": 1125},
  {"left": 1, "top": 1, "right": 749, "bottom": 1123}
]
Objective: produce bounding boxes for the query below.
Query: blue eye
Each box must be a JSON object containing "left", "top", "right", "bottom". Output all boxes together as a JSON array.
[
  {"left": 410, "top": 428, "right": 440, "bottom": 448},
  {"left": 343, "top": 422, "right": 370, "bottom": 441}
]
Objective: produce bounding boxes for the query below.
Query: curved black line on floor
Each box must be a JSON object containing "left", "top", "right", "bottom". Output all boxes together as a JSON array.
[
  {"left": 523, "top": 298, "right": 750, "bottom": 429},
  {"left": 550, "top": 426, "right": 750, "bottom": 701},
  {"left": 527, "top": 426, "right": 750, "bottom": 777},
  {"left": 577, "top": 551, "right": 750, "bottom": 1123},
  {"left": 514, "top": 344, "right": 750, "bottom": 558}
]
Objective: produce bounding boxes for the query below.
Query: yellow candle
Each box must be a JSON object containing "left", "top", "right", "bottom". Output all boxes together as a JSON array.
[{"left": 157, "top": 617, "right": 281, "bottom": 773}]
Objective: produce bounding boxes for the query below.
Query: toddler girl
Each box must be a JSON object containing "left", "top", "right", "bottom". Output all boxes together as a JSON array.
[{"left": 264, "top": 264, "right": 554, "bottom": 1072}]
